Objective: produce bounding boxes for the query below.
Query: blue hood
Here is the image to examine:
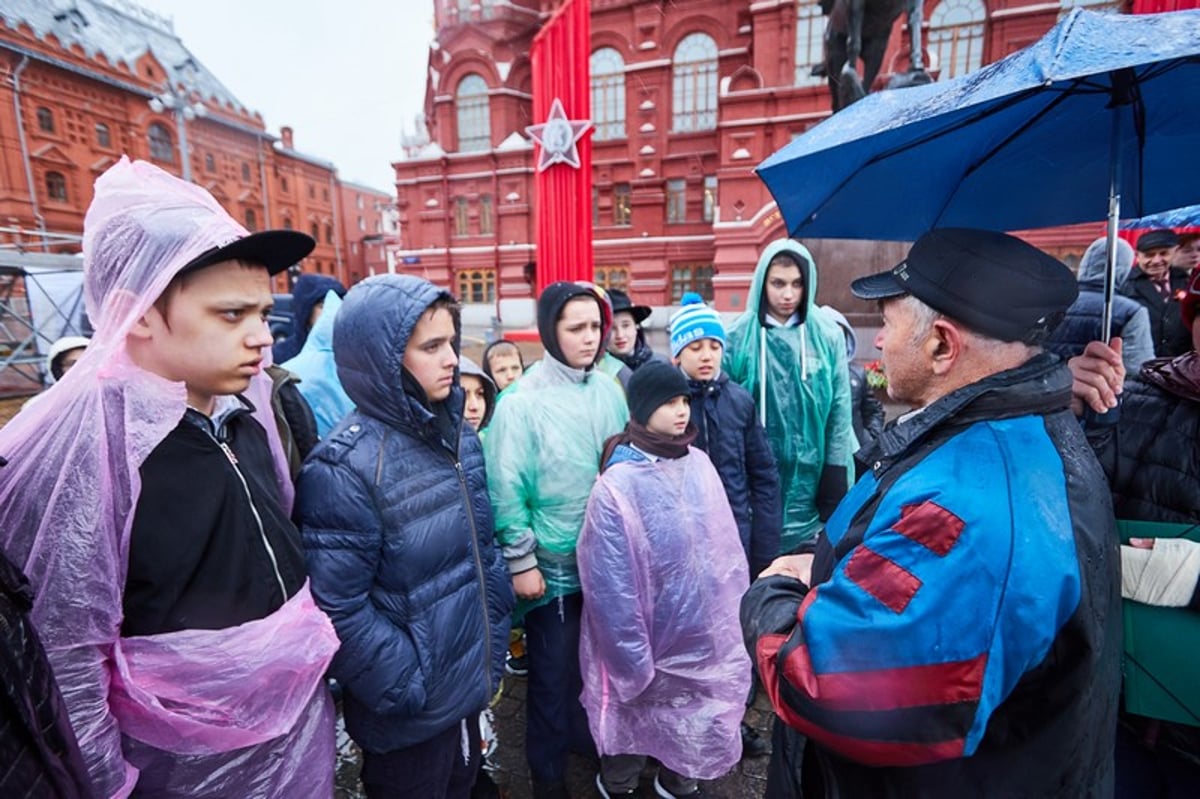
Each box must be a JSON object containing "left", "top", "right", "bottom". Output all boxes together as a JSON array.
[
  {"left": 273, "top": 274, "right": 346, "bottom": 363},
  {"left": 333, "top": 275, "right": 459, "bottom": 431}
]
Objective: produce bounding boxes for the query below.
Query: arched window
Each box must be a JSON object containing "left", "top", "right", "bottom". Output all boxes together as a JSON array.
[
  {"left": 325, "top": 223, "right": 334, "bottom": 243},
  {"left": 456, "top": 74, "right": 491, "bottom": 152},
  {"left": 45, "top": 172, "right": 67, "bottom": 202},
  {"left": 205, "top": 153, "right": 216, "bottom": 173},
  {"left": 244, "top": 208, "right": 257, "bottom": 231},
  {"left": 147, "top": 123, "right": 175, "bottom": 163},
  {"left": 36, "top": 107, "right": 54, "bottom": 133},
  {"left": 590, "top": 48, "right": 626, "bottom": 141},
  {"left": 672, "top": 33, "right": 719, "bottom": 132},
  {"left": 479, "top": 194, "right": 494, "bottom": 235},
  {"left": 795, "top": 1, "right": 827, "bottom": 87},
  {"left": 241, "top": 162, "right": 252, "bottom": 182},
  {"left": 95, "top": 122, "right": 111, "bottom": 148},
  {"left": 454, "top": 196, "right": 470, "bottom": 236},
  {"left": 928, "top": 0, "right": 987, "bottom": 81},
  {"left": 310, "top": 222, "right": 320, "bottom": 241}
]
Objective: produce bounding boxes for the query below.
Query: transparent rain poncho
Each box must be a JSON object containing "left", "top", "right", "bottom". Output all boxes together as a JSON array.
[
  {"left": 281, "top": 288, "right": 355, "bottom": 438},
  {"left": 577, "top": 448, "right": 751, "bottom": 778},
  {"left": 724, "top": 239, "right": 856, "bottom": 551},
  {"left": 483, "top": 357, "right": 628, "bottom": 617},
  {"left": 0, "top": 158, "right": 338, "bottom": 797}
]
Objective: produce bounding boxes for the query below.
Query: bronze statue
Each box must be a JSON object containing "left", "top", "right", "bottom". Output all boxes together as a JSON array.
[{"left": 819, "top": 0, "right": 931, "bottom": 112}]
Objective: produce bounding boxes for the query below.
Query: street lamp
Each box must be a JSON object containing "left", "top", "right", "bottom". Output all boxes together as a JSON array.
[{"left": 148, "top": 85, "right": 207, "bottom": 181}]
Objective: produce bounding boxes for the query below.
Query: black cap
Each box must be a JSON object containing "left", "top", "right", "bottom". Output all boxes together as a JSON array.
[
  {"left": 1135, "top": 229, "right": 1179, "bottom": 252},
  {"left": 851, "top": 228, "right": 1077, "bottom": 344},
  {"left": 626, "top": 360, "right": 689, "bottom": 426},
  {"left": 607, "top": 288, "right": 651, "bottom": 324},
  {"left": 179, "top": 229, "right": 315, "bottom": 276}
]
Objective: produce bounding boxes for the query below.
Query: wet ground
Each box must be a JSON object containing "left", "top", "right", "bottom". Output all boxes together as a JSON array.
[{"left": 334, "top": 673, "right": 776, "bottom": 798}]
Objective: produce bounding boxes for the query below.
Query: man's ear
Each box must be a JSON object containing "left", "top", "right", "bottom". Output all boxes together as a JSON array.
[{"left": 928, "top": 319, "right": 963, "bottom": 376}]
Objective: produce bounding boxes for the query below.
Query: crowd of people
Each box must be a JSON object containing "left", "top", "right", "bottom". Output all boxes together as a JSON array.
[{"left": 0, "top": 158, "right": 1196, "bottom": 799}]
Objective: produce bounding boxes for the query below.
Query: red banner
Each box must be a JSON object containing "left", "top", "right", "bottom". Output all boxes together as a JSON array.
[
  {"left": 530, "top": 0, "right": 592, "bottom": 293},
  {"left": 1131, "top": 0, "right": 1199, "bottom": 12}
]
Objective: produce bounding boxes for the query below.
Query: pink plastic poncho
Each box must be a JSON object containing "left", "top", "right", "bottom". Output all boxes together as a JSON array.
[
  {"left": 577, "top": 447, "right": 752, "bottom": 779},
  {"left": 0, "top": 158, "right": 338, "bottom": 798}
]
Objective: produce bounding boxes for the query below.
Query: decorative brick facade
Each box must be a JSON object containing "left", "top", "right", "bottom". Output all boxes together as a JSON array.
[
  {"left": 0, "top": 0, "right": 391, "bottom": 291},
  {"left": 397, "top": 0, "right": 1124, "bottom": 317}
]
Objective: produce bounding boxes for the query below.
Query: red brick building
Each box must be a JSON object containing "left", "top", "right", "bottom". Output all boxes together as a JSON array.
[
  {"left": 338, "top": 180, "right": 401, "bottom": 285},
  {"left": 396, "top": 0, "right": 1123, "bottom": 319},
  {"left": 0, "top": 0, "right": 368, "bottom": 290}
]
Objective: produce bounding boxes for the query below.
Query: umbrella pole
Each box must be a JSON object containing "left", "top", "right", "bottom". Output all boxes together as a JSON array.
[{"left": 1101, "top": 111, "right": 1122, "bottom": 348}]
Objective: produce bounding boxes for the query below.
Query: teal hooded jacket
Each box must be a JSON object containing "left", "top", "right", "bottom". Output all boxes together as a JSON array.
[{"left": 724, "top": 239, "right": 856, "bottom": 550}]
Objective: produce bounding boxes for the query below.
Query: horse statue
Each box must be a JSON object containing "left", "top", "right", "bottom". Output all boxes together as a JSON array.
[{"left": 819, "top": 0, "right": 932, "bottom": 112}]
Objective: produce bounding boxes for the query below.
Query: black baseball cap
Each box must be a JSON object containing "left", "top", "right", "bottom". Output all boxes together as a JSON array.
[
  {"left": 851, "top": 228, "right": 1077, "bottom": 343},
  {"left": 179, "top": 229, "right": 315, "bottom": 276},
  {"left": 607, "top": 288, "right": 652, "bottom": 324},
  {"left": 1134, "top": 228, "right": 1179, "bottom": 252}
]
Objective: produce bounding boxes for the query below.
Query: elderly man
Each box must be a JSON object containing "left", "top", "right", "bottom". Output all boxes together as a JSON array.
[
  {"left": 1123, "top": 228, "right": 1192, "bottom": 357},
  {"left": 741, "top": 228, "right": 1121, "bottom": 798}
]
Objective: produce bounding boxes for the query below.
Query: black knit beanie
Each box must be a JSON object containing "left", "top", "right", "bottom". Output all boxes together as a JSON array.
[
  {"left": 536, "top": 281, "right": 609, "bottom": 367},
  {"left": 626, "top": 360, "right": 689, "bottom": 425}
]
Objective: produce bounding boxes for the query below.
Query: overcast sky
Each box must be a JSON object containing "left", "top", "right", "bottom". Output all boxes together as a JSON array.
[{"left": 136, "top": 0, "right": 434, "bottom": 191}]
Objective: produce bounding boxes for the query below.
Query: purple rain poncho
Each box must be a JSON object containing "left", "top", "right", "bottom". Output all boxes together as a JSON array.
[
  {"left": 577, "top": 447, "right": 751, "bottom": 779},
  {"left": 0, "top": 158, "right": 338, "bottom": 797}
]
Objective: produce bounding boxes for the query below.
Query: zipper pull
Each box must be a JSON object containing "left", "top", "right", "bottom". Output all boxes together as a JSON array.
[{"left": 218, "top": 441, "right": 239, "bottom": 466}]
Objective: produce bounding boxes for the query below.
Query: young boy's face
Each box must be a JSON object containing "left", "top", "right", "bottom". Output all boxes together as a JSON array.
[
  {"left": 674, "top": 338, "right": 722, "bottom": 382},
  {"left": 461, "top": 374, "right": 488, "bottom": 430},
  {"left": 131, "top": 258, "right": 274, "bottom": 414},
  {"left": 488, "top": 349, "right": 523, "bottom": 391},
  {"left": 764, "top": 260, "right": 804, "bottom": 324},
  {"left": 404, "top": 306, "right": 458, "bottom": 403},
  {"left": 646, "top": 395, "right": 690, "bottom": 437}
]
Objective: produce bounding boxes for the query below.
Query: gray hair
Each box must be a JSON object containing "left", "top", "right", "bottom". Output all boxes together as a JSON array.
[{"left": 897, "top": 294, "right": 1039, "bottom": 353}]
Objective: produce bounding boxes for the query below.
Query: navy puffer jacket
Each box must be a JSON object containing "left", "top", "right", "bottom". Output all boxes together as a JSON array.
[
  {"left": 295, "top": 275, "right": 514, "bottom": 753},
  {"left": 687, "top": 371, "right": 782, "bottom": 574}
]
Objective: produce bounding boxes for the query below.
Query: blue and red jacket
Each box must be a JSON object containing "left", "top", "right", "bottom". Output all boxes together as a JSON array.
[{"left": 740, "top": 353, "right": 1121, "bottom": 797}]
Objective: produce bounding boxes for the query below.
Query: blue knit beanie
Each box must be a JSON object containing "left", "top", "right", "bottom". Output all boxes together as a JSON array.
[{"left": 669, "top": 292, "right": 726, "bottom": 357}]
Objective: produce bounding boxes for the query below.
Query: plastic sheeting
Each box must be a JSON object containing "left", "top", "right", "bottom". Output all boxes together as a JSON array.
[
  {"left": 0, "top": 158, "right": 333, "bottom": 797},
  {"left": 281, "top": 289, "right": 355, "bottom": 438},
  {"left": 484, "top": 356, "right": 627, "bottom": 616},
  {"left": 725, "top": 240, "right": 856, "bottom": 551},
  {"left": 578, "top": 447, "right": 750, "bottom": 779}
]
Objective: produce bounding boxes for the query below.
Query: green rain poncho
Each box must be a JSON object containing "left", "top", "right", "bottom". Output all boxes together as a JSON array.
[
  {"left": 724, "top": 239, "right": 856, "bottom": 551},
  {"left": 484, "top": 357, "right": 628, "bottom": 618}
]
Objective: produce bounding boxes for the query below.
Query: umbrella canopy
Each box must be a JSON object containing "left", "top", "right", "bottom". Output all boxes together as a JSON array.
[
  {"left": 758, "top": 9, "right": 1200, "bottom": 241},
  {"left": 1121, "top": 203, "right": 1200, "bottom": 230}
]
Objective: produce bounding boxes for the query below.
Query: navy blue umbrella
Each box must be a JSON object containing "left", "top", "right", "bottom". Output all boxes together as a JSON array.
[{"left": 758, "top": 8, "right": 1200, "bottom": 338}]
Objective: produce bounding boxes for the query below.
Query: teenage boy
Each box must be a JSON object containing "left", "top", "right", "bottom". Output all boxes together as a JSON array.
[
  {"left": 580, "top": 361, "right": 750, "bottom": 798},
  {"left": 484, "top": 282, "right": 628, "bottom": 799},
  {"left": 669, "top": 293, "right": 781, "bottom": 758},
  {"left": 725, "top": 240, "right": 856, "bottom": 553},
  {"left": 296, "top": 275, "right": 513, "bottom": 799},
  {"left": 0, "top": 158, "right": 338, "bottom": 796}
]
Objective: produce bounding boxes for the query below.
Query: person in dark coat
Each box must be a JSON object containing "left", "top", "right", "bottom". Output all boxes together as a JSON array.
[
  {"left": 668, "top": 292, "right": 781, "bottom": 761},
  {"left": 271, "top": 274, "right": 346, "bottom": 364},
  {"left": 1, "top": 540, "right": 92, "bottom": 799},
  {"left": 295, "top": 275, "right": 514, "bottom": 799},
  {"left": 742, "top": 229, "right": 1120, "bottom": 799},
  {"left": 1122, "top": 229, "right": 1192, "bottom": 358},
  {"left": 1046, "top": 236, "right": 1154, "bottom": 373},
  {"left": 1070, "top": 270, "right": 1200, "bottom": 798}
]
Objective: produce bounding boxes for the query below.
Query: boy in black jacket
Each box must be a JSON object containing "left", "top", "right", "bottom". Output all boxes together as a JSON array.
[{"left": 669, "top": 292, "right": 781, "bottom": 758}]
